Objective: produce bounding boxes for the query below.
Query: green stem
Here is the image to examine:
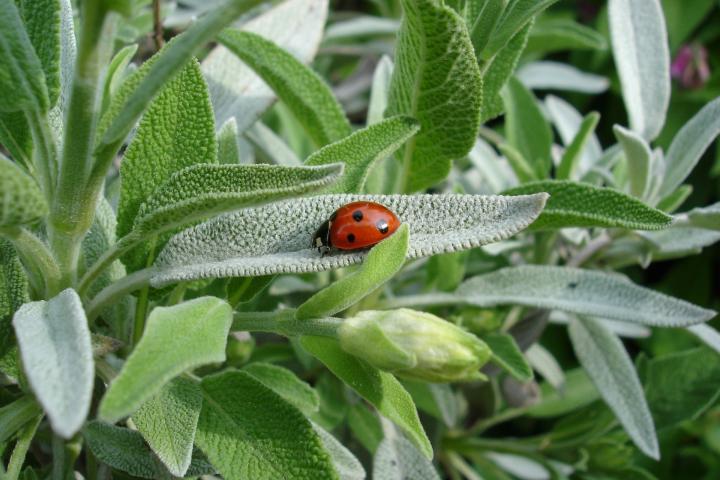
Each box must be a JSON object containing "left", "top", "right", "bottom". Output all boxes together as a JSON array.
[
  {"left": 77, "top": 233, "right": 138, "bottom": 297},
  {"left": 233, "top": 310, "right": 343, "bottom": 338},
  {"left": 25, "top": 109, "right": 57, "bottom": 201},
  {"left": 5, "top": 416, "right": 42, "bottom": 480},
  {"left": 465, "top": 406, "right": 528, "bottom": 435},
  {"left": 85, "top": 268, "right": 155, "bottom": 322},
  {"left": 0, "top": 226, "right": 61, "bottom": 297},
  {"left": 132, "top": 286, "right": 150, "bottom": 346},
  {"left": 51, "top": 435, "right": 65, "bottom": 480}
]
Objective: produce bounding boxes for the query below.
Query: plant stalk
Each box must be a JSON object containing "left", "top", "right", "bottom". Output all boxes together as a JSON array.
[
  {"left": 25, "top": 109, "right": 57, "bottom": 202},
  {"left": 5, "top": 416, "right": 42, "bottom": 480},
  {"left": 86, "top": 268, "right": 155, "bottom": 321},
  {"left": 0, "top": 227, "right": 61, "bottom": 297},
  {"left": 233, "top": 310, "right": 343, "bottom": 338}
]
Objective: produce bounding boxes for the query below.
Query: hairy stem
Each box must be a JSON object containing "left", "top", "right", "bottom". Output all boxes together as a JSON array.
[
  {"left": 25, "top": 109, "right": 57, "bottom": 201},
  {"left": 233, "top": 310, "right": 343, "bottom": 338},
  {"left": 1, "top": 226, "right": 61, "bottom": 296},
  {"left": 86, "top": 268, "right": 156, "bottom": 321},
  {"left": 77, "top": 233, "right": 138, "bottom": 297}
]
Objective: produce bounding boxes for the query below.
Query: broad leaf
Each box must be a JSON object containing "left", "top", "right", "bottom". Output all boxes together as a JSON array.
[
  {"left": 557, "top": 112, "right": 600, "bottom": 180},
  {"left": 296, "top": 224, "right": 408, "bottom": 320},
  {"left": 609, "top": 0, "right": 670, "bottom": 140},
  {"left": 301, "top": 336, "right": 432, "bottom": 459},
  {"left": 614, "top": 125, "right": 651, "bottom": 199},
  {"left": 243, "top": 362, "right": 319, "bottom": 415},
  {"left": 133, "top": 377, "right": 202, "bottom": 477},
  {"left": 0, "top": 0, "right": 49, "bottom": 112},
  {"left": 152, "top": 193, "right": 547, "bottom": 285},
  {"left": 218, "top": 29, "right": 350, "bottom": 147},
  {"left": 503, "top": 180, "right": 672, "bottom": 230},
  {"left": 195, "top": 370, "right": 338, "bottom": 479},
  {"left": 305, "top": 116, "right": 419, "bottom": 193},
  {"left": 453, "top": 265, "right": 716, "bottom": 327},
  {"left": 484, "top": 332, "right": 533, "bottom": 382},
  {"left": 12, "top": 289, "right": 93, "bottom": 438},
  {"left": 0, "top": 154, "right": 48, "bottom": 227},
  {"left": 568, "top": 316, "right": 659, "bottom": 459},
  {"left": 312, "top": 423, "right": 366, "bottom": 480},
  {"left": 373, "top": 436, "right": 440, "bottom": 480},
  {"left": 387, "top": 0, "right": 482, "bottom": 192},
  {"left": 16, "top": 0, "right": 61, "bottom": 106},
  {"left": 99, "top": 297, "right": 233, "bottom": 423}
]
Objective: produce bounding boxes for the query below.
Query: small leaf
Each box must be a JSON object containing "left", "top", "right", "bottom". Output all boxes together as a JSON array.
[
  {"left": 526, "top": 368, "right": 598, "bottom": 418},
  {"left": 613, "top": 125, "right": 651, "bottom": 198},
  {"left": 455, "top": 265, "right": 716, "bottom": 327},
  {"left": 297, "top": 225, "right": 409, "bottom": 320},
  {"left": 245, "top": 121, "right": 301, "bottom": 166},
  {"left": 502, "top": 76, "right": 552, "bottom": 178},
  {"left": 152, "top": 193, "right": 547, "bottom": 285},
  {"left": 466, "top": 0, "right": 503, "bottom": 56},
  {"left": 1, "top": 238, "right": 28, "bottom": 363},
  {"left": 0, "top": 112, "right": 32, "bottom": 166},
  {"left": 526, "top": 18, "right": 607, "bottom": 55},
  {"left": 609, "top": 0, "right": 670, "bottom": 140},
  {"left": 517, "top": 61, "right": 609, "bottom": 94},
  {"left": 132, "top": 377, "right": 202, "bottom": 477},
  {"left": 660, "top": 97, "right": 720, "bottom": 197},
  {"left": 483, "top": 0, "right": 560, "bottom": 58},
  {"left": 498, "top": 142, "right": 537, "bottom": 183},
  {"left": 301, "top": 336, "right": 432, "bottom": 459},
  {"left": 347, "top": 403, "right": 383, "bottom": 453},
  {"left": 557, "top": 112, "right": 600, "bottom": 180},
  {"left": 312, "top": 422, "right": 366, "bottom": 480},
  {"left": 656, "top": 184, "right": 692, "bottom": 213},
  {"left": 217, "top": 118, "right": 241, "bottom": 164},
  {"left": 545, "top": 95, "right": 602, "bottom": 177},
  {"left": 484, "top": 332, "right": 533, "bottom": 382},
  {"left": 243, "top": 362, "right": 319, "bottom": 415},
  {"left": 387, "top": 0, "right": 482, "bottom": 192},
  {"left": 195, "top": 370, "right": 338, "bottom": 480},
  {"left": 568, "top": 316, "right": 659, "bottom": 459},
  {"left": 305, "top": 116, "right": 419, "bottom": 193},
  {"left": 101, "top": 44, "right": 138, "bottom": 114},
  {"left": 12, "top": 289, "right": 93, "bottom": 438},
  {"left": 503, "top": 180, "right": 673, "bottom": 230},
  {"left": 0, "top": 396, "right": 41, "bottom": 444},
  {"left": 99, "top": 297, "right": 233, "bottom": 423},
  {"left": 218, "top": 29, "right": 350, "bottom": 147},
  {"left": 641, "top": 225, "right": 720, "bottom": 257},
  {"left": 0, "top": 0, "right": 49, "bottom": 112},
  {"left": 373, "top": 436, "right": 440, "bottom": 480},
  {"left": 0, "top": 154, "right": 48, "bottom": 227}
]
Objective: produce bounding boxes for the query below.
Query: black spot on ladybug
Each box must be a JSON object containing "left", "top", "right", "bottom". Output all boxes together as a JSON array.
[
  {"left": 347, "top": 233, "right": 356, "bottom": 243},
  {"left": 376, "top": 220, "right": 389, "bottom": 234},
  {"left": 568, "top": 282, "right": 578, "bottom": 289},
  {"left": 352, "top": 210, "right": 363, "bottom": 222}
]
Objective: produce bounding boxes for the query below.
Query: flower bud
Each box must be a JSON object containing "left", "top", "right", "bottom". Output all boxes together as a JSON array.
[{"left": 337, "top": 309, "right": 491, "bottom": 383}]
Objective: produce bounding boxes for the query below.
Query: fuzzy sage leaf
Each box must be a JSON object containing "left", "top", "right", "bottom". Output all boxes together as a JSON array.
[
  {"left": 152, "top": 193, "right": 547, "bottom": 286},
  {"left": 483, "top": 332, "right": 533, "bottom": 382},
  {"left": 373, "top": 436, "right": 440, "bottom": 480},
  {"left": 613, "top": 125, "right": 651, "bottom": 199},
  {"left": 0, "top": 154, "right": 48, "bottom": 227},
  {"left": 243, "top": 362, "right": 320, "bottom": 416}
]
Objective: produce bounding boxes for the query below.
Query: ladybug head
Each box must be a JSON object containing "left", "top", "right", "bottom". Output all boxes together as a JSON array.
[{"left": 312, "top": 220, "right": 331, "bottom": 253}]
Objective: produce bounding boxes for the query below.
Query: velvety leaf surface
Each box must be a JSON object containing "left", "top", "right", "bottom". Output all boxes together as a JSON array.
[
  {"left": 152, "top": 193, "right": 547, "bottom": 285},
  {"left": 301, "top": 336, "right": 432, "bottom": 459},
  {"left": 373, "top": 436, "right": 440, "bottom": 480},
  {"left": 195, "top": 370, "right": 338, "bottom": 480},
  {"left": 0, "top": 154, "right": 48, "bottom": 227},
  {"left": 305, "top": 116, "right": 419, "bottom": 193},
  {"left": 243, "top": 362, "right": 319, "bottom": 415},
  {"left": 0, "top": 239, "right": 26, "bottom": 379},
  {"left": 99, "top": 297, "right": 233, "bottom": 423},
  {"left": 312, "top": 422, "right": 366, "bottom": 480},
  {"left": 568, "top": 316, "right": 659, "bottom": 459},
  {"left": 17, "top": 0, "right": 61, "bottom": 106},
  {"left": 557, "top": 112, "right": 600, "bottom": 180},
  {"left": 483, "top": 332, "right": 533, "bottom": 382},
  {"left": 614, "top": 125, "right": 651, "bottom": 198},
  {"left": 217, "top": 118, "right": 241, "bottom": 164},
  {"left": 12, "top": 289, "right": 93, "bottom": 438},
  {"left": 387, "top": 0, "right": 482, "bottom": 192},
  {"left": 455, "top": 266, "right": 716, "bottom": 327},
  {"left": 218, "top": 29, "right": 350, "bottom": 147},
  {"left": 686, "top": 201, "right": 720, "bottom": 230},
  {"left": 503, "top": 180, "right": 672, "bottom": 230},
  {"left": 132, "top": 376, "right": 203, "bottom": 477},
  {"left": 517, "top": 61, "right": 609, "bottom": 94}
]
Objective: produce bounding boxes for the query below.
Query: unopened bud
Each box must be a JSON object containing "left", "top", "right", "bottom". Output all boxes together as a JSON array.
[{"left": 338, "top": 309, "right": 491, "bottom": 383}]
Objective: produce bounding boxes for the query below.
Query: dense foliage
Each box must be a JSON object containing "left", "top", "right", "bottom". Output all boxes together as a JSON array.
[{"left": 1, "top": 0, "right": 719, "bottom": 479}]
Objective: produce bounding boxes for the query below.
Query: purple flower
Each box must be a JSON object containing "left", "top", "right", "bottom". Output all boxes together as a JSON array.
[{"left": 671, "top": 44, "right": 710, "bottom": 89}]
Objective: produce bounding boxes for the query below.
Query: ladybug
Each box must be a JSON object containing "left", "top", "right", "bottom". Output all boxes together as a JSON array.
[{"left": 313, "top": 201, "right": 401, "bottom": 253}]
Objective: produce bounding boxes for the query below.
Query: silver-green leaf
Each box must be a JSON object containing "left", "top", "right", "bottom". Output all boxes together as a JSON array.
[
  {"left": 613, "top": 125, "right": 651, "bottom": 199},
  {"left": 373, "top": 436, "right": 440, "bottom": 480}
]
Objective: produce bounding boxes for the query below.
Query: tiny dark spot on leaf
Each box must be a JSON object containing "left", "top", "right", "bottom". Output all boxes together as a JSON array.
[
  {"left": 347, "top": 233, "right": 355, "bottom": 243},
  {"left": 352, "top": 210, "right": 363, "bottom": 222},
  {"left": 390, "top": 460, "right": 397, "bottom": 466},
  {"left": 568, "top": 282, "right": 578, "bottom": 289}
]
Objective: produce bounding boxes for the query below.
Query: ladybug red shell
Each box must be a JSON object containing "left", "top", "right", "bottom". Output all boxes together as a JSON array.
[{"left": 313, "top": 201, "right": 401, "bottom": 252}]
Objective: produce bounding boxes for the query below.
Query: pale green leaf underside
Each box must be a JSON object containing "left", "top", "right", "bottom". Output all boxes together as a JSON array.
[
  {"left": 387, "top": 0, "right": 482, "bottom": 192},
  {"left": 132, "top": 376, "right": 202, "bottom": 477},
  {"left": 99, "top": 297, "right": 232, "bottom": 423},
  {"left": 373, "top": 436, "right": 440, "bottom": 480},
  {"left": 568, "top": 316, "right": 659, "bottom": 459},
  {"left": 218, "top": 29, "right": 350, "bottom": 147},
  {"left": 503, "top": 180, "right": 672, "bottom": 230},
  {"left": 301, "top": 336, "right": 432, "bottom": 459},
  {"left": 483, "top": 332, "right": 533, "bottom": 382},
  {"left": 152, "top": 193, "right": 547, "bottom": 286},
  {"left": 455, "top": 265, "right": 715, "bottom": 327},
  {"left": 686, "top": 201, "right": 720, "bottom": 230},
  {"left": 305, "top": 116, "right": 419, "bottom": 193},
  {"left": 243, "top": 362, "right": 320, "bottom": 416},
  {"left": 613, "top": 125, "right": 651, "bottom": 199},
  {"left": 0, "top": 154, "right": 47, "bottom": 227},
  {"left": 196, "top": 370, "right": 338, "bottom": 480},
  {"left": 12, "top": 289, "right": 93, "bottom": 438},
  {"left": 312, "top": 422, "right": 366, "bottom": 480}
]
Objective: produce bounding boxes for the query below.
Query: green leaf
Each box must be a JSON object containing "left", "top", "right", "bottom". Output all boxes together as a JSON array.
[
  {"left": 217, "top": 118, "right": 241, "bottom": 164},
  {"left": 641, "top": 225, "right": 720, "bottom": 258},
  {"left": 195, "top": 370, "right": 338, "bottom": 480},
  {"left": 387, "top": 0, "right": 482, "bottom": 192},
  {"left": 402, "top": 381, "right": 459, "bottom": 427},
  {"left": 546, "top": 95, "right": 602, "bottom": 177},
  {"left": 454, "top": 265, "right": 716, "bottom": 327},
  {"left": 202, "top": 0, "right": 329, "bottom": 132},
  {"left": 0, "top": 154, "right": 48, "bottom": 227},
  {"left": 568, "top": 316, "right": 659, "bottom": 459},
  {"left": 503, "top": 180, "right": 673, "bottom": 230},
  {"left": 609, "top": 0, "right": 670, "bottom": 140},
  {"left": 17, "top": 0, "right": 61, "bottom": 107},
  {"left": 0, "top": 111, "right": 32, "bottom": 166},
  {"left": 297, "top": 224, "right": 409, "bottom": 320},
  {"left": 132, "top": 376, "right": 202, "bottom": 477},
  {"left": 660, "top": 97, "right": 720, "bottom": 197},
  {"left": 484, "top": 332, "right": 533, "bottom": 382},
  {"left": 12, "top": 289, "right": 93, "bottom": 438},
  {"left": 0, "top": 0, "right": 49, "bottom": 112},
  {"left": 517, "top": 61, "right": 609, "bottom": 94},
  {"left": 312, "top": 422, "right": 366, "bottom": 480},
  {"left": 347, "top": 403, "right": 383, "bottom": 453},
  {"left": 305, "top": 116, "right": 419, "bottom": 193},
  {"left": 101, "top": 44, "right": 138, "bottom": 115},
  {"left": 483, "top": 0, "right": 560, "bottom": 58},
  {"left": 643, "top": 347, "right": 720, "bottom": 430},
  {"left": 657, "top": 184, "right": 692, "bottom": 213},
  {"left": 498, "top": 142, "right": 537, "bottom": 183},
  {"left": 527, "top": 368, "right": 599, "bottom": 418},
  {"left": 0, "top": 238, "right": 28, "bottom": 365},
  {"left": 466, "top": 0, "right": 504, "bottom": 56},
  {"left": 0, "top": 396, "right": 41, "bottom": 444},
  {"left": 152, "top": 193, "right": 547, "bottom": 285},
  {"left": 373, "top": 436, "right": 440, "bottom": 480},
  {"left": 218, "top": 29, "right": 350, "bottom": 148},
  {"left": 557, "top": 112, "right": 600, "bottom": 180},
  {"left": 245, "top": 121, "right": 301, "bottom": 166},
  {"left": 301, "top": 335, "right": 432, "bottom": 459},
  {"left": 243, "top": 362, "right": 319, "bottom": 415},
  {"left": 99, "top": 297, "right": 233, "bottom": 423},
  {"left": 502, "top": 76, "right": 552, "bottom": 178},
  {"left": 613, "top": 125, "right": 651, "bottom": 199},
  {"left": 526, "top": 19, "right": 607, "bottom": 55},
  {"left": 480, "top": 21, "right": 532, "bottom": 123},
  {"left": 117, "top": 59, "right": 216, "bottom": 270},
  {"left": 686, "top": 201, "right": 720, "bottom": 230}
]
